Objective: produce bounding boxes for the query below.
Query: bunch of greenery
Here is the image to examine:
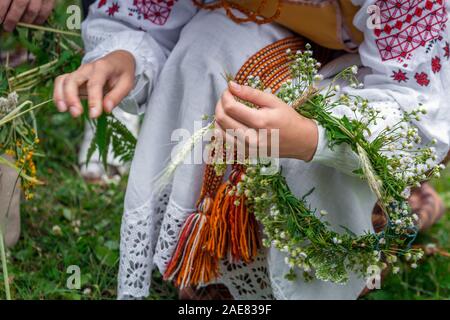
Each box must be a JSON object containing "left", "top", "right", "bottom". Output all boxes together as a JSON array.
[
  {"left": 0, "top": 20, "right": 135, "bottom": 299},
  {"left": 1, "top": 23, "right": 83, "bottom": 199}
]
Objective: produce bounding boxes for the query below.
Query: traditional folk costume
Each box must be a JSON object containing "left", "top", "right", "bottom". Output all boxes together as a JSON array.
[{"left": 81, "top": 0, "right": 450, "bottom": 299}]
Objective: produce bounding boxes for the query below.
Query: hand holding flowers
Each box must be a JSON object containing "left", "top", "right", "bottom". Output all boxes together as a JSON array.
[
  {"left": 215, "top": 81, "right": 318, "bottom": 161},
  {"left": 159, "top": 44, "right": 445, "bottom": 286},
  {"left": 216, "top": 45, "right": 443, "bottom": 282}
]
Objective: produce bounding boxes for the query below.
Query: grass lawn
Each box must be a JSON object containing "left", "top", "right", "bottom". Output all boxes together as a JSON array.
[{"left": 0, "top": 104, "right": 177, "bottom": 299}]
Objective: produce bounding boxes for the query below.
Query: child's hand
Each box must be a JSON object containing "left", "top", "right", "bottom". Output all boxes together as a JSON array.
[
  {"left": 215, "top": 81, "right": 318, "bottom": 161},
  {"left": 53, "top": 50, "right": 136, "bottom": 118}
]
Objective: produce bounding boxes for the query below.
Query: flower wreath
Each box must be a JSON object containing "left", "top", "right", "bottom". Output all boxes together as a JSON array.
[{"left": 160, "top": 44, "right": 443, "bottom": 288}]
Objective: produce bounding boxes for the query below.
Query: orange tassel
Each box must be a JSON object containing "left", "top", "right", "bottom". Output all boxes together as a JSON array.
[
  {"left": 207, "top": 166, "right": 261, "bottom": 263},
  {"left": 163, "top": 164, "right": 261, "bottom": 288},
  {"left": 163, "top": 213, "right": 198, "bottom": 280},
  {"left": 174, "top": 213, "right": 218, "bottom": 288},
  {"left": 163, "top": 197, "right": 219, "bottom": 289},
  {"left": 163, "top": 159, "right": 225, "bottom": 288},
  {"left": 207, "top": 182, "right": 230, "bottom": 258}
]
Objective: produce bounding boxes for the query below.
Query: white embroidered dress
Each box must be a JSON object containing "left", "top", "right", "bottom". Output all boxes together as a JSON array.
[{"left": 81, "top": 0, "right": 450, "bottom": 299}]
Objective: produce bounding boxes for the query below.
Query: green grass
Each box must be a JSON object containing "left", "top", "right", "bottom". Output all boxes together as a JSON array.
[
  {"left": 364, "top": 168, "right": 450, "bottom": 300},
  {"left": 0, "top": 104, "right": 177, "bottom": 299}
]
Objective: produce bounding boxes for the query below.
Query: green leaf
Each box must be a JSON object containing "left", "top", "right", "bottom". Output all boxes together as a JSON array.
[
  {"left": 94, "top": 245, "right": 118, "bottom": 267},
  {"left": 85, "top": 136, "right": 97, "bottom": 165},
  {"left": 62, "top": 208, "right": 73, "bottom": 221},
  {"left": 95, "top": 113, "right": 109, "bottom": 170}
]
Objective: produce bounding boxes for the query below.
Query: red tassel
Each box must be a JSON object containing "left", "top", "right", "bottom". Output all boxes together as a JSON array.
[
  {"left": 163, "top": 197, "right": 219, "bottom": 288},
  {"left": 163, "top": 164, "right": 261, "bottom": 288},
  {"left": 163, "top": 213, "right": 198, "bottom": 281},
  {"left": 163, "top": 160, "right": 225, "bottom": 288}
]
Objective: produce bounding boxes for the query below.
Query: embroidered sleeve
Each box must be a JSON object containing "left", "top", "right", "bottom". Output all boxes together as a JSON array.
[
  {"left": 312, "top": 0, "right": 450, "bottom": 174},
  {"left": 81, "top": 16, "right": 166, "bottom": 114}
]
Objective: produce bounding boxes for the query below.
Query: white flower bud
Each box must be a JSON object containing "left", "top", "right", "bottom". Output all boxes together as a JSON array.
[
  {"left": 52, "top": 225, "right": 62, "bottom": 236},
  {"left": 314, "top": 74, "right": 324, "bottom": 81}
]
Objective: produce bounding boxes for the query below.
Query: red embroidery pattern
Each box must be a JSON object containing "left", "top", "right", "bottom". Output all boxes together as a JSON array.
[
  {"left": 374, "top": 0, "right": 448, "bottom": 61},
  {"left": 98, "top": 0, "right": 107, "bottom": 8},
  {"left": 431, "top": 56, "right": 442, "bottom": 72},
  {"left": 107, "top": 2, "right": 120, "bottom": 16},
  {"left": 130, "top": 0, "right": 178, "bottom": 26},
  {"left": 391, "top": 69, "right": 409, "bottom": 82},
  {"left": 415, "top": 72, "right": 430, "bottom": 85},
  {"left": 444, "top": 42, "right": 450, "bottom": 58}
]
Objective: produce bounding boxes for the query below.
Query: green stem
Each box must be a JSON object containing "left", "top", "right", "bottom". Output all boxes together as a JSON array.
[
  {"left": 0, "top": 227, "right": 11, "bottom": 300},
  {"left": 0, "top": 101, "right": 33, "bottom": 122},
  {"left": 8, "top": 59, "right": 59, "bottom": 82},
  {"left": 12, "top": 79, "right": 47, "bottom": 92},
  {"left": 0, "top": 99, "right": 51, "bottom": 127},
  {"left": 17, "top": 22, "right": 81, "bottom": 37},
  {"left": 12, "top": 84, "right": 41, "bottom": 94},
  {"left": 8, "top": 59, "right": 59, "bottom": 83}
]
